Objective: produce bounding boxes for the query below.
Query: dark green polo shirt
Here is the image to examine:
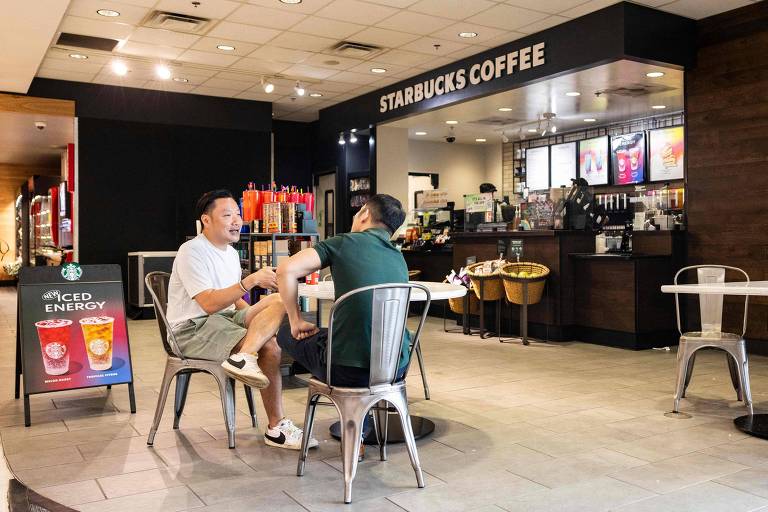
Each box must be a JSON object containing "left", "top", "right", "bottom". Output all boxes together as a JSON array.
[{"left": 313, "top": 228, "right": 411, "bottom": 369}]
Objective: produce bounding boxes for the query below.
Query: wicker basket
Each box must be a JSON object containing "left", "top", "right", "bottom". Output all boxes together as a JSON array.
[
  {"left": 466, "top": 262, "right": 505, "bottom": 301},
  {"left": 500, "top": 262, "right": 549, "bottom": 305},
  {"left": 447, "top": 283, "right": 480, "bottom": 314}
]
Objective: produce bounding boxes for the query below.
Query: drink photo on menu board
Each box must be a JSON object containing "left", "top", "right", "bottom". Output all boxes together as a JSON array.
[
  {"left": 579, "top": 136, "right": 609, "bottom": 185},
  {"left": 649, "top": 126, "right": 685, "bottom": 181},
  {"left": 611, "top": 132, "right": 646, "bottom": 185}
]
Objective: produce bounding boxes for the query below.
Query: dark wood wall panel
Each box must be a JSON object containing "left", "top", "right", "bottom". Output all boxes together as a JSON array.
[{"left": 686, "top": 2, "right": 768, "bottom": 340}]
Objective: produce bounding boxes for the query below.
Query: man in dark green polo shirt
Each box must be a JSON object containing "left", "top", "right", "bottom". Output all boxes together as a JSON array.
[{"left": 275, "top": 194, "right": 410, "bottom": 388}]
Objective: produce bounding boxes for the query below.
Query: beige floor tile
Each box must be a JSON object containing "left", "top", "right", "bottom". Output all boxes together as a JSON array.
[
  {"left": 36, "top": 479, "right": 105, "bottom": 506},
  {"left": 612, "top": 481, "right": 768, "bottom": 512},
  {"left": 190, "top": 491, "right": 307, "bottom": 511},
  {"left": 3, "top": 423, "right": 140, "bottom": 455},
  {"left": 609, "top": 452, "right": 748, "bottom": 493},
  {"left": 76, "top": 486, "right": 204, "bottom": 512},
  {"left": 610, "top": 423, "right": 748, "bottom": 462},
  {"left": 715, "top": 467, "right": 768, "bottom": 498},
  {"left": 702, "top": 437, "right": 768, "bottom": 467},
  {"left": 5, "top": 445, "right": 84, "bottom": 470},
  {"left": 497, "top": 476, "right": 656, "bottom": 512},
  {"left": 517, "top": 425, "right": 640, "bottom": 458},
  {"left": 77, "top": 428, "right": 215, "bottom": 460}
]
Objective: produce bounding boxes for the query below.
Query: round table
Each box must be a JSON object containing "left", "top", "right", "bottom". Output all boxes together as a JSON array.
[
  {"left": 661, "top": 280, "right": 768, "bottom": 439},
  {"left": 298, "top": 280, "right": 466, "bottom": 443}
]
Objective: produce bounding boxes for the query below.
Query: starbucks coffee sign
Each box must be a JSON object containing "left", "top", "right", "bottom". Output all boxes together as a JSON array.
[{"left": 378, "top": 42, "right": 546, "bottom": 114}]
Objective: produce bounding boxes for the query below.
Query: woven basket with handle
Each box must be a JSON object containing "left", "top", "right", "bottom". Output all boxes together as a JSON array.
[
  {"left": 466, "top": 261, "right": 505, "bottom": 301},
  {"left": 446, "top": 281, "right": 480, "bottom": 314},
  {"left": 500, "top": 262, "right": 549, "bottom": 305}
]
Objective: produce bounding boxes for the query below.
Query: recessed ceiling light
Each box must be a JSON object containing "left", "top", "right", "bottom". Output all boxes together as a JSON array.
[
  {"left": 173, "top": 77, "right": 189, "bottom": 83},
  {"left": 583, "top": 118, "right": 596, "bottom": 122},
  {"left": 646, "top": 71, "right": 665, "bottom": 78},
  {"left": 280, "top": 0, "right": 302, "bottom": 4},
  {"left": 459, "top": 31, "right": 478, "bottom": 38},
  {"left": 350, "top": 128, "right": 357, "bottom": 133},
  {"left": 498, "top": 107, "right": 513, "bottom": 112},
  {"left": 445, "top": 120, "right": 458, "bottom": 125},
  {"left": 371, "top": 68, "right": 387, "bottom": 73},
  {"left": 566, "top": 91, "right": 581, "bottom": 97},
  {"left": 309, "top": 92, "right": 323, "bottom": 97},
  {"left": 294, "top": 81, "right": 305, "bottom": 96},
  {"left": 652, "top": 105, "right": 666, "bottom": 109},
  {"left": 415, "top": 131, "right": 427, "bottom": 135},
  {"left": 527, "top": 128, "right": 537, "bottom": 133},
  {"left": 155, "top": 65, "right": 171, "bottom": 80},
  {"left": 262, "top": 78, "right": 275, "bottom": 93},
  {"left": 217, "top": 44, "right": 236, "bottom": 51},
  {"left": 475, "top": 138, "right": 487, "bottom": 142},
  {"left": 68, "top": 53, "right": 88, "bottom": 60},
  {"left": 111, "top": 61, "right": 128, "bottom": 76},
  {"left": 96, "top": 9, "right": 120, "bottom": 17}
]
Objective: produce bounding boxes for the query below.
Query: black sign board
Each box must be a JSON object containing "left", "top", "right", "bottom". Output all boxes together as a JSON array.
[{"left": 15, "top": 264, "right": 136, "bottom": 426}]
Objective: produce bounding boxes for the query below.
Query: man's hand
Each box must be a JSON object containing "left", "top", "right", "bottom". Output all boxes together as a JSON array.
[
  {"left": 291, "top": 319, "right": 319, "bottom": 340},
  {"left": 248, "top": 267, "right": 278, "bottom": 291}
]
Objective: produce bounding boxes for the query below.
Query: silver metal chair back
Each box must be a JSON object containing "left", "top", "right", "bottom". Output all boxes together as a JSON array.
[
  {"left": 673, "top": 265, "right": 749, "bottom": 337},
  {"left": 144, "top": 271, "right": 185, "bottom": 359},
  {"left": 325, "top": 283, "right": 431, "bottom": 389}
]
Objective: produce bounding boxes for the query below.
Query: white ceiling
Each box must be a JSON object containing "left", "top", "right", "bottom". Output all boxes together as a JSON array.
[
  {"left": 0, "top": 112, "right": 74, "bottom": 167},
  {"left": 9, "top": 0, "right": 761, "bottom": 122},
  {"left": 384, "top": 59, "right": 683, "bottom": 144}
]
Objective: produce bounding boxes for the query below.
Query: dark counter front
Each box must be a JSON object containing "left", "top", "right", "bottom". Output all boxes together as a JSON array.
[
  {"left": 451, "top": 230, "right": 685, "bottom": 349},
  {"left": 402, "top": 249, "right": 453, "bottom": 284}
]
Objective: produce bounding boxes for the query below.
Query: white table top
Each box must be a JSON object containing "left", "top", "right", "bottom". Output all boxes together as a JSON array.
[
  {"left": 661, "top": 281, "right": 768, "bottom": 296},
  {"left": 298, "top": 281, "right": 467, "bottom": 301}
]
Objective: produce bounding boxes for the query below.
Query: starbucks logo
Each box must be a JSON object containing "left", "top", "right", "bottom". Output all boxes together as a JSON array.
[{"left": 61, "top": 263, "right": 83, "bottom": 281}]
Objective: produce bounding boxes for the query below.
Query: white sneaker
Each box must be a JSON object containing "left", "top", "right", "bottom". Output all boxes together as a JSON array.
[
  {"left": 264, "top": 418, "right": 319, "bottom": 450},
  {"left": 222, "top": 353, "right": 270, "bottom": 389}
]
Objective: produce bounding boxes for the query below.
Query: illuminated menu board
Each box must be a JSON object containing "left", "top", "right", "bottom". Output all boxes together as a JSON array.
[
  {"left": 550, "top": 142, "right": 577, "bottom": 188},
  {"left": 525, "top": 146, "right": 549, "bottom": 191}
]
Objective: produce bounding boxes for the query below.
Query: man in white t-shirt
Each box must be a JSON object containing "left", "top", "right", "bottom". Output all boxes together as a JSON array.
[{"left": 167, "top": 189, "right": 317, "bottom": 450}]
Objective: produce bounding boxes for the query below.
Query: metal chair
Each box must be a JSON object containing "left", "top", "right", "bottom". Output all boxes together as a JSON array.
[
  {"left": 672, "top": 265, "right": 753, "bottom": 415},
  {"left": 144, "top": 272, "right": 258, "bottom": 449},
  {"left": 297, "top": 283, "right": 430, "bottom": 504}
]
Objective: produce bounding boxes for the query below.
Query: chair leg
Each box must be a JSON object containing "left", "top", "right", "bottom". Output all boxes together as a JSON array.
[
  {"left": 727, "top": 355, "right": 743, "bottom": 401},
  {"left": 173, "top": 372, "right": 191, "bottom": 430},
  {"left": 730, "top": 344, "right": 753, "bottom": 415},
  {"left": 212, "top": 372, "right": 237, "bottom": 449},
  {"left": 373, "top": 400, "right": 389, "bottom": 461},
  {"left": 243, "top": 385, "right": 258, "bottom": 428},
  {"left": 673, "top": 343, "right": 695, "bottom": 413},
  {"left": 387, "top": 392, "right": 425, "bottom": 489},
  {"left": 148, "top": 360, "right": 177, "bottom": 446},
  {"left": 297, "top": 393, "right": 319, "bottom": 477},
  {"left": 339, "top": 400, "right": 368, "bottom": 504},
  {"left": 682, "top": 352, "right": 697, "bottom": 398},
  {"left": 414, "top": 344, "right": 430, "bottom": 400}
]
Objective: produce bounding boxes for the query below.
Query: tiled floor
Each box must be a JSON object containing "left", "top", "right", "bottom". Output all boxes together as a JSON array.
[{"left": 3, "top": 287, "right": 768, "bottom": 511}]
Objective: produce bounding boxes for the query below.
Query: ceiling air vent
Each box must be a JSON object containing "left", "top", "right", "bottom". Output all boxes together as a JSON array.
[
  {"left": 469, "top": 116, "right": 523, "bottom": 127},
  {"left": 331, "top": 41, "right": 383, "bottom": 59},
  {"left": 143, "top": 11, "right": 212, "bottom": 33},
  {"left": 56, "top": 33, "right": 118, "bottom": 52},
  {"left": 598, "top": 84, "right": 675, "bottom": 97}
]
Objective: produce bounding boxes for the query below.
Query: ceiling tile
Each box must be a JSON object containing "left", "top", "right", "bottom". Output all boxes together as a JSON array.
[
  {"left": 59, "top": 16, "right": 135, "bottom": 40},
  {"left": 228, "top": 4, "right": 307, "bottom": 29},
  {"left": 301, "top": 53, "right": 365, "bottom": 70},
  {"left": 168, "top": 66, "right": 219, "bottom": 79},
  {"left": 245, "top": 0, "right": 334, "bottom": 15},
  {"left": 398, "top": 36, "right": 468, "bottom": 55},
  {"left": 447, "top": 45, "right": 490, "bottom": 60},
  {"left": 155, "top": 0, "right": 241, "bottom": 19},
  {"left": 429, "top": 22, "right": 509, "bottom": 45},
  {"left": 201, "top": 77, "right": 254, "bottom": 91},
  {"left": 313, "top": 80, "right": 359, "bottom": 92},
  {"left": 267, "top": 32, "right": 338, "bottom": 52},
  {"left": 230, "top": 58, "right": 292, "bottom": 74},
  {"left": 208, "top": 22, "right": 282, "bottom": 44},
  {"left": 236, "top": 89, "right": 278, "bottom": 102},
  {"left": 39, "top": 57, "right": 105, "bottom": 74},
  {"left": 326, "top": 70, "right": 380, "bottom": 85},
  {"left": 177, "top": 49, "right": 241, "bottom": 66},
  {"left": 369, "top": 76, "right": 401, "bottom": 87},
  {"left": 46, "top": 48, "right": 113, "bottom": 65},
  {"left": 629, "top": 0, "right": 675, "bottom": 6},
  {"left": 658, "top": 0, "right": 753, "bottom": 19},
  {"left": 361, "top": 0, "right": 419, "bottom": 7},
  {"left": 375, "top": 11, "right": 455, "bottom": 34},
  {"left": 191, "top": 86, "right": 239, "bottom": 98},
  {"left": 92, "top": 71, "right": 148, "bottom": 88},
  {"left": 505, "top": 0, "right": 588, "bottom": 15},
  {"left": 129, "top": 27, "right": 201, "bottom": 48},
  {"left": 109, "top": 0, "right": 158, "bottom": 7},
  {"left": 414, "top": 55, "right": 454, "bottom": 69},
  {"left": 247, "top": 45, "right": 312, "bottom": 63},
  {"left": 189, "top": 37, "right": 259, "bottom": 56},
  {"left": 144, "top": 80, "right": 195, "bottom": 93},
  {"left": 281, "top": 64, "right": 341, "bottom": 80},
  {"left": 466, "top": 4, "right": 549, "bottom": 30},
  {"left": 346, "top": 60, "right": 409, "bottom": 75},
  {"left": 290, "top": 17, "right": 366, "bottom": 39},
  {"left": 516, "top": 15, "right": 570, "bottom": 34},
  {"left": 65, "top": 0, "right": 150, "bottom": 25},
  {"left": 36, "top": 68, "right": 97, "bottom": 83},
  {"left": 408, "top": 0, "right": 497, "bottom": 20},
  {"left": 117, "top": 41, "right": 184, "bottom": 60},
  {"left": 559, "top": 0, "right": 622, "bottom": 18},
  {"left": 315, "top": 0, "right": 399, "bottom": 25},
  {"left": 477, "top": 30, "right": 526, "bottom": 48},
  {"left": 374, "top": 49, "right": 433, "bottom": 66},
  {"left": 349, "top": 27, "right": 420, "bottom": 48}
]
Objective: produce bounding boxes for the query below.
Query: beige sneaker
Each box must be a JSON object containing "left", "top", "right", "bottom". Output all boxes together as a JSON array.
[{"left": 222, "top": 353, "right": 270, "bottom": 389}]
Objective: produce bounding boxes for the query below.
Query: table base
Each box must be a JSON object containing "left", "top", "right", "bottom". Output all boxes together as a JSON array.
[
  {"left": 329, "top": 416, "right": 435, "bottom": 445},
  {"left": 734, "top": 414, "right": 768, "bottom": 439}
]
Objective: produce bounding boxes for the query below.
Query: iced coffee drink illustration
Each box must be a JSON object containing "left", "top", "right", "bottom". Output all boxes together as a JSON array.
[
  {"left": 35, "top": 319, "right": 72, "bottom": 375},
  {"left": 79, "top": 316, "right": 114, "bottom": 371}
]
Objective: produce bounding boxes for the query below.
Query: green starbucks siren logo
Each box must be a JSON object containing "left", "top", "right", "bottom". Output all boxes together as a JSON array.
[{"left": 61, "top": 263, "right": 83, "bottom": 281}]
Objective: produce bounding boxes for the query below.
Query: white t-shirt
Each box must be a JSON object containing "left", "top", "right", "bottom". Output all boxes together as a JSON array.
[{"left": 166, "top": 234, "right": 242, "bottom": 329}]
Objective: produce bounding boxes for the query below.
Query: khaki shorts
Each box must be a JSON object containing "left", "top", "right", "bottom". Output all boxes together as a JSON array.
[{"left": 172, "top": 309, "right": 249, "bottom": 362}]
